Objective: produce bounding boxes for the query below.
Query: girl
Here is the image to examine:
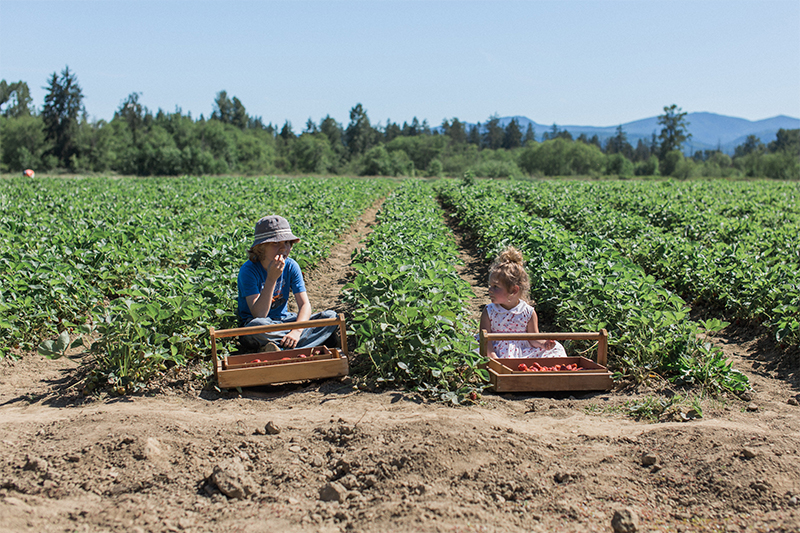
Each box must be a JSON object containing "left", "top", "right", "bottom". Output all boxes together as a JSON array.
[{"left": 479, "top": 246, "right": 566, "bottom": 359}]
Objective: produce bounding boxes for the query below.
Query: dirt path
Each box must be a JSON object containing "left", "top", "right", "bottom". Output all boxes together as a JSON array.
[{"left": 1, "top": 199, "right": 799, "bottom": 533}]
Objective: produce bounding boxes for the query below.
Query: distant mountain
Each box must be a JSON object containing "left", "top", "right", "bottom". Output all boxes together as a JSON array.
[{"left": 452, "top": 113, "right": 800, "bottom": 155}]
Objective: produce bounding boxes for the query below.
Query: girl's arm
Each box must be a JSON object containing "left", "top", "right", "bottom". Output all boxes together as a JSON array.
[
  {"left": 479, "top": 308, "right": 497, "bottom": 359},
  {"left": 526, "top": 310, "right": 555, "bottom": 350}
]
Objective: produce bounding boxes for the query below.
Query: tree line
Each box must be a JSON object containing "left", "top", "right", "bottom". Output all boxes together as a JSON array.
[{"left": 1, "top": 67, "right": 798, "bottom": 179}]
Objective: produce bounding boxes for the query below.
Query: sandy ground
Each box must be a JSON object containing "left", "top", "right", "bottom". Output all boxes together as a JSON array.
[{"left": 1, "top": 202, "right": 799, "bottom": 533}]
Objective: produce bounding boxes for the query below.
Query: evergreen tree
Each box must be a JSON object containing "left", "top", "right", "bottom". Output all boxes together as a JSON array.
[
  {"left": 420, "top": 118, "right": 431, "bottom": 136},
  {"left": 523, "top": 123, "right": 536, "bottom": 144},
  {"left": 211, "top": 91, "right": 234, "bottom": 123},
  {"left": 657, "top": 104, "right": 691, "bottom": 158},
  {"left": 768, "top": 129, "right": 800, "bottom": 155},
  {"left": 42, "top": 66, "right": 84, "bottom": 167},
  {"left": 304, "top": 118, "right": 318, "bottom": 134},
  {"left": 384, "top": 120, "right": 402, "bottom": 142},
  {"left": 115, "top": 92, "right": 147, "bottom": 145},
  {"left": 483, "top": 114, "right": 504, "bottom": 150},
  {"left": 443, "top": 118, "right": 467, "bottom": 144},
  {"left": 633, "top": 138, "right": 651, "bottom": 162},
  {"left": 605, "top": 125, "right": 633, "bottom": 158},
  {"left": 344, "top": 103, "right": 377, "bottom": 155},
  {"left": 502, "top": 118, "right": 522, "bottom": 149},
  {"left": 231, "top": 97, "right": 248, "bottom": 129},
  {"left": 320, "top": 115, "right": 344, "bottom": 148},
  {"left": 734, "top": 135, "right": 764, "bottom": 157},
  {"left": 468, "top": 122, "right": 481, "bottom": 145},
  {"left": 279, "top": 121, "right": 296, "bottom": 142}
]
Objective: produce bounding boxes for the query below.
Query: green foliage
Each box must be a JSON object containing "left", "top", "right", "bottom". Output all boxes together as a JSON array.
[
  {"left": 343, "top": 181, "right": 485, "bottom": 403},
  {"left": 659, "top": 150, "right": 684, "bottom": 177},
  {"left": 768, "top": 128, "right": 800, "bottom": 155},
  {"left": 42, "top": 66, "right": 84, "bottom": 169},
  {"left": 658, "top": 104, "right": 691, "bottom": 158},
  {"left": 37, "top": 330, "right": 73, "bottom": 359},
  {"left": 345, "top": 103, "right": 379, "bottom": 156},
  {"left": 518, "top": 138, "right": 605, "bottom": 176},
  {"left": 501, "top": 179, "right": 800, "bottom": 350},
  {"left": 634, "top": 155, "right": 660, "bottom": 176},
  {"left": 0, "top": 176, "right": 395, "bottom": 376},
  {"left": 438, "top": 179, "right": 755, "bottom": 394},
  {"left": 471, "top": 158, "right": 523, "bottom": 179},
  {"left": 360, "top": 145, "right": 415, "bottom": 176},
  {"left": 0, "top": 114, "right": 47, "bottom": 172},
  {"left": 426, "top": 158, "right": 443, "bottom": 178},
  {"left": 2, "top": 74, "right": 795, "bottom": 180},
  {"left": 290, "top": 133, "right": 339, "bottom": 174},
  {"left": 385, "top": 135, "right": 446, "bottom": 173},
  {"left": 0, "top": 80, "right": 33, "bottom": 118},
  {"left": 606, "top": 153, "right": 634, "bottom": 177}
]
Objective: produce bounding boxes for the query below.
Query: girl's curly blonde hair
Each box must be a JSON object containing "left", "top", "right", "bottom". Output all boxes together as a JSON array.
[{"left": 489, "top": 246, "right": 530, "bottom": 297}]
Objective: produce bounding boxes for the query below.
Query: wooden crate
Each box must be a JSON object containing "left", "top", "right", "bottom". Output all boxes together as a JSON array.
[
  {"left": 210, "top": 313, "right": 349, "bottom": 388},
  {"left": 481, "top": 329, "right": 613, "bottom": 392}
]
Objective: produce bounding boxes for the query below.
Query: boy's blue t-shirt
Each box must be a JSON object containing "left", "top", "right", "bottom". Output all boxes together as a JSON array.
[{"left": 237, "top": 257, "right": 306, "bottom": 324}]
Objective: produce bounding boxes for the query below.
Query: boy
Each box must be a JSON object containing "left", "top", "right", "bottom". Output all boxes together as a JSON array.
[{"left": 237, "top": 215, "right": 336, "bottom": 350}]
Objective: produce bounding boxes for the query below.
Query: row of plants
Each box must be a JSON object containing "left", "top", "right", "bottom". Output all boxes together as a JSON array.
[
  {"left": 503, "top": 180, "right": 800, "bottom": 347},
  {"left": 578, "top": 179, "right": 800, "bottom": 241},
  {"left": 437, "top": 179, "right": 749, "bottom": 394},
  {"left": 343, "top": 181, "right": 484, "bottom": 403},
  {"left": 1, "top": 175, "right": 395, "bottom": 392}
]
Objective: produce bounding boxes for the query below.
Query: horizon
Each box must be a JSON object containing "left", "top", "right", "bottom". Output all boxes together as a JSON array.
[{"left": 1, "top": 0, "right": 799, "bottom": 129}]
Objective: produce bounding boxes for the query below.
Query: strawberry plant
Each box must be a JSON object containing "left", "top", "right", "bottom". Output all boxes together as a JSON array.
[
  {"left": 2, "top": 175, "right": 395, "bottom": 393},
  {"left": 343, "top": 181, "right": 485, "bottom": 403},
  {"left": 505, "top": 179, "right": 800, "bottom": 348},
  {"left": 437, "top": 179, "right": 749, "bottom": 394}
]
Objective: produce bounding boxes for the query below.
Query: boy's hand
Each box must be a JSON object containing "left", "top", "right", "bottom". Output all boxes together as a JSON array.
[
  {"left": 267, "top": 254, "right": 286, "bottom": 279},
  {"left": 281, "top": 329, "right": 301, "bottom": 349}
]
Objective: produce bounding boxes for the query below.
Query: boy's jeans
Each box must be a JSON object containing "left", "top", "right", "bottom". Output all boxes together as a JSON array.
[{"left": 243, "top": 310, "right": 337, "bottom": 349}]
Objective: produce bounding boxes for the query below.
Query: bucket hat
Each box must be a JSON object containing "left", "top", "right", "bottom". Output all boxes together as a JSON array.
[{"left": 250, "top": 215, "right": 300, "bottom": 250}]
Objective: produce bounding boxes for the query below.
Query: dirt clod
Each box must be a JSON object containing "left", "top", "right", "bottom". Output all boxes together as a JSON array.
[
  {"left": 612, "top": 507, "right": 639, "bottom": 533},
  {"left": 743, "top": 447, "right": 759, "bottom": 459},
  {"left": 210, "top": 459, "right": 257, "bottom": 500},
  {"left": 319, "top": 481, "right": 348, "bottom": 503},
  {"left": 641, "top": 452, "right": 658, "bottom": 466},
  {"left": 22, "top": 455, "right": 48, "bottom": 472}
]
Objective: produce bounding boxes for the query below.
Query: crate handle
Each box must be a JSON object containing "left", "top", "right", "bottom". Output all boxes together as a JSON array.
[{"left": 480, "top": 329, "right": 608, "bottom": 367}]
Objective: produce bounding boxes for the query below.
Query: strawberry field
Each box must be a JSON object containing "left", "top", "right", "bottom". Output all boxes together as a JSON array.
[
  {"left": 1, "top": 175, "right": 798, "bottom": 399},
  {"left": 0, "top": 176, "right": 395, "bottom": 391}
]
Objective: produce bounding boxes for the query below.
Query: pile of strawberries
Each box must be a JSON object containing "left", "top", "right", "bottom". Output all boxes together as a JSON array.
[{"left": 517, "top": 361, "right": 583, "bottom": 372}]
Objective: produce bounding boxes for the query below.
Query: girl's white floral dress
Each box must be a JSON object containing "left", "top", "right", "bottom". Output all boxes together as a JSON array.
[{"left": 486, "top": 301, "right": 567, "bottom": 358}]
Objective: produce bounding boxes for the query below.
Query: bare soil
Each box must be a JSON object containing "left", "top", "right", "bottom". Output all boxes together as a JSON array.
[{"left": 1, "top": 202, "right": 799, "bottom": 533}]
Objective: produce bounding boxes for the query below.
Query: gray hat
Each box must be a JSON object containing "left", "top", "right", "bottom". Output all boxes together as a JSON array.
[{"left": 250, "top": 215, "right": 300, "bottom": 250}]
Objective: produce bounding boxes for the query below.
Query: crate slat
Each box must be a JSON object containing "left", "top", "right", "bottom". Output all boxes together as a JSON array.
[
  {"left": 482, "top": 330, "right": 613, "bottom": 392},
  {"left": 211, "top": 314, "right": 349, "bottom": 388}
]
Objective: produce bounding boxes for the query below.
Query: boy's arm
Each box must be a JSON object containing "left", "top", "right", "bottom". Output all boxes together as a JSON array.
[
  {"left": 244, "top": 255, "right": 284, "bottom": 318},
  {"left": 279, "top": 291, "right": 312, "bottom": 348}
]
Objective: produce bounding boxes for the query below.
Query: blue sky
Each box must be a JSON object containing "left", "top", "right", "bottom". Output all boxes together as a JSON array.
[{"left": 1, "top": 0, "right": 798, "bottom": 130}]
